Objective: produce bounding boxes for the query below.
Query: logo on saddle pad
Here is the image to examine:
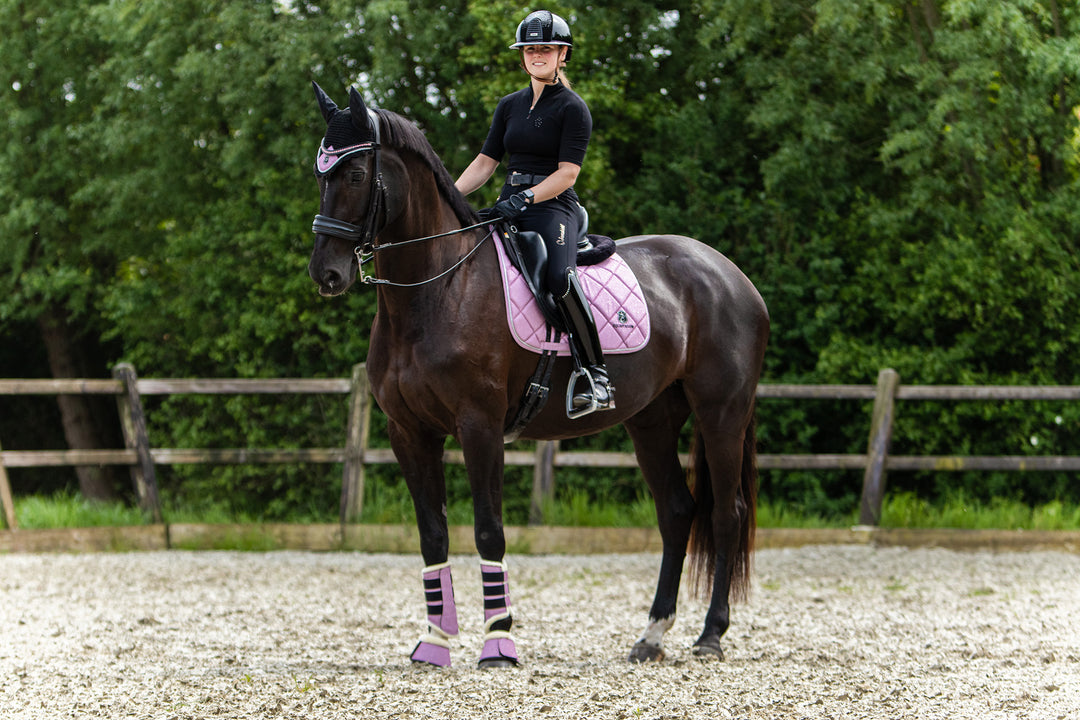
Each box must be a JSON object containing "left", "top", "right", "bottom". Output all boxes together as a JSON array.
[{"left": 493, "top": 231, "right": 651, "bottom": 356}]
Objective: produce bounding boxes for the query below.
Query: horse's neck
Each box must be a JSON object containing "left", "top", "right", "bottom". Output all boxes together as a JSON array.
[{"left": 373, "top": 176, "right": 492, "bottom": 314}]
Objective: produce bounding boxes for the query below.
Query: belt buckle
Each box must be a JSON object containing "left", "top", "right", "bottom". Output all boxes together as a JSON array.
[{"left": 510, "top": 172, "right": 525, "bottom": 186}]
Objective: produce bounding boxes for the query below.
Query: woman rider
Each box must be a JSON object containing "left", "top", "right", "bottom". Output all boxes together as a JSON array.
[{"left": 455, "top": 9, "right": 614, "bottom": 414}]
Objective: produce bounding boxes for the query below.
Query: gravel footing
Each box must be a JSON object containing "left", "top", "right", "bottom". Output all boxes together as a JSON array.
[{"left": 2, "top": 547, "right": 1079, "bottom": 719}]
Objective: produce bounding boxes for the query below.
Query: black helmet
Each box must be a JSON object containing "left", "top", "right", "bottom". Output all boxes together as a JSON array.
[{"left": 510, "top": 10, "right": 573, "bottom": 61}]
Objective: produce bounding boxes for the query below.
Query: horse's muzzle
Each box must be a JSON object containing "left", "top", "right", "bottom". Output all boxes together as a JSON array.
[
  {"left": 311, "top": 267, "right": 348, "bottom": 297},
  {"left": 309, "top": 248, "right": 356, "bottom": 297}
]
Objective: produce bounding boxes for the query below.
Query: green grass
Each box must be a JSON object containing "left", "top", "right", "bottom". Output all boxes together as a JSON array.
[
  {"left": 756, "top": 500, "right": 856, "bottom": 529},
  {"left": 356, "top": 488, "right": 659, "bottom": 528},
  {"left": 14, "top": 491, "right": 149, "bottom": 529},
  {"left": 9, "top": 489, "right": 1080, "bottom": 532},
  {"left": 163, "top": 503, "right": 261, "bottom": 525},
  {"left": 879, "top": 492, "right": 1080, "bottom": 531},
  {"left": 539, "top": 491, "right": 658, "bottom": 528}
]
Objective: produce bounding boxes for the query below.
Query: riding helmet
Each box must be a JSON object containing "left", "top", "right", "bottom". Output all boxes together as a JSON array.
[{"left": 510, "top": 10, "right": 573, "bottom": 61}]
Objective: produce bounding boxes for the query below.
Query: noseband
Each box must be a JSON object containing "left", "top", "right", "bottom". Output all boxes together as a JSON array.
[{"left": 310, "top": 109, "right": 491, "bottom": 288}]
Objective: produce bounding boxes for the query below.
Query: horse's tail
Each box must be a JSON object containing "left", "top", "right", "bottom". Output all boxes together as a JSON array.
[{"left": 688, "top": 404, "right": 758, "bottom": 602}]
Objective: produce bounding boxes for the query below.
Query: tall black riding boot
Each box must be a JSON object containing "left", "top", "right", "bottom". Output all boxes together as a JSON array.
[{"left": 555, "top": 270, "right": 615, "bottom": 417}]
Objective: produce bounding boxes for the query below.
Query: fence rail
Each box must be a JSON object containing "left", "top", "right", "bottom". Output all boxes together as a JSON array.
[{"left": 2, "top": 365, "right": 1079, "bottom": 531}]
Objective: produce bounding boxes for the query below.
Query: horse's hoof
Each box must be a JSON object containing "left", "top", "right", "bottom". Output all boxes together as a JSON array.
[
  {"left": 628, "top": 642, "right": 665, "bottom": 663},
  {"left": 478, "top": 658, "right": 518, "bottom": 670},
  {"left": 691, "top": 638, "right": 725, "bottom": 660}
]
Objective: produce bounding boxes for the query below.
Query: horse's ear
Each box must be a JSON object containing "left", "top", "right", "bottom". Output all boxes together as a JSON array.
[
  {"left": 312, "top": 81, "right": 339, "bottom": 124},
  {"left": 348, "top": 87, "right": 372, "bottom": 134}
]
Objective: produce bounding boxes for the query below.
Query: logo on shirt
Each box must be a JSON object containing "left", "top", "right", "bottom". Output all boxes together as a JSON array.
[{"left": 534, "top": 117, "right": 544, "bottom": 128}]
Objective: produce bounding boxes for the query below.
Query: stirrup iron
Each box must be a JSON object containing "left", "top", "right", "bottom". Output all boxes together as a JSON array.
[{"left": 566, "top": 366, "right": 602, "bottom": 419}]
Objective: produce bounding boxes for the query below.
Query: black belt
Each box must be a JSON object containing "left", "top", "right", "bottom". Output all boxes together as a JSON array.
[{"left": 507, "top": 172, "right": 549, "bottom": 186}]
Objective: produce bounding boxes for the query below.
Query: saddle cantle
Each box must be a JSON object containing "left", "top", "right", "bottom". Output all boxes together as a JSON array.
[{"left": 492, "top": 228, "right": 651, "bottom": 357}]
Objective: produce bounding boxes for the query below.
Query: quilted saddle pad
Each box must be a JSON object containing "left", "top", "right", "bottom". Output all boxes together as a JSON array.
[{"left": 492, "top": 231, "right": 650, "bottom": 356}]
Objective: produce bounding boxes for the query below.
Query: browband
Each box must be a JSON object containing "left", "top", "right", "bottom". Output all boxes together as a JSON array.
[{"left": 315, "top": 141, "right": 374, "bottom": 176}]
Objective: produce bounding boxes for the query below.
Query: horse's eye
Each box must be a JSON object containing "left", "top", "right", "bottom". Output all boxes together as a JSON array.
[{"left": 349, "top": 170, "right": 367, "bottom": 185}]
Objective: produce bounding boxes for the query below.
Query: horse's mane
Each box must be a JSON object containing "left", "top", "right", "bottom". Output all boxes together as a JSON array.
[{"left": 375, "top": 110, "right": 480, "bottom": 227}]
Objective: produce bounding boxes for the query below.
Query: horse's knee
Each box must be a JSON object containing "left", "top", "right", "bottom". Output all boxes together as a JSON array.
[{"left": 654, "top": 485, "right": 695, "bottom": 542}]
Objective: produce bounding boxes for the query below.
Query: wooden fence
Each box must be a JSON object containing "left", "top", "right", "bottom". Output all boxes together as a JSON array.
[{"left": 2, "top": 365, "right": 1079, "bottom": 531}]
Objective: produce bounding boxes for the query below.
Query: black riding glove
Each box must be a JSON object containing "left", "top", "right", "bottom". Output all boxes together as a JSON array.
[{"left": 481, "top": 191, "right": 531, "bottom": 221}]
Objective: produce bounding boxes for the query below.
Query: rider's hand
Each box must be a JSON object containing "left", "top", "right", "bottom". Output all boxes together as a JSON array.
[{"left": 481, "top": 191, "right": 532, "bottom": 221}]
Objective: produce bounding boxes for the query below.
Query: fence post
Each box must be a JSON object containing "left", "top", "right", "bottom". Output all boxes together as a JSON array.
[
  {"left": 0, "top": 437, "right": 17, "bottom": 530},
  {"left": 859, "top": 368, "right": 900, "bottom": 526},
  {"left": 112, "top": 363, "right": 163, "bottom": 523},
  {"left": 530, "top": 440, "right": 558, "bottom": 525},
  {"left": 340, "top": 363, "right": 371, "bottom": 524}
]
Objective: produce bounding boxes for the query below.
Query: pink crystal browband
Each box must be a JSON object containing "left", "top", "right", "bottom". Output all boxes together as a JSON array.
[{"left": 315, "top": 141, "right": 374, "bottom": 176}]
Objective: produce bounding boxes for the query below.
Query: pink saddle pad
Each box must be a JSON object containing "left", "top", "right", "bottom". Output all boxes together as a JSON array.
[{"left": 492, "top": 231, "right": 650, "bottom": 356}]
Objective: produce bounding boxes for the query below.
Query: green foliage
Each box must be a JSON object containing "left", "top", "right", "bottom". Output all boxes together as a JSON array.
[
  {"left": 144, "top": 394, "right": 349, "bottom": 522},
  {"left": 3, "top": 0, "right": 1080, "bottom": 520}
]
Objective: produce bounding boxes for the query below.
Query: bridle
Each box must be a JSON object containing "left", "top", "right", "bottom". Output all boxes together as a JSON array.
[{"left": 310, "top": 109, "right": 490, "bottom": 288}]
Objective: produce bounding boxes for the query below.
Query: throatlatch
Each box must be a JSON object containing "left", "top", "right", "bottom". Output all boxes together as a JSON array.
[
  {"left": 479, "top": 559, "right": 519, "bottom": 666},
  {"left": 410, "top": 562, "right": 459, "bottom": 666}
]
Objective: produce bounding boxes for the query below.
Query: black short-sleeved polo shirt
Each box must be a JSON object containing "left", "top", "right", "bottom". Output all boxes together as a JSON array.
[{"left": 479, "top": 83, "right": 592, "bottom": 175}]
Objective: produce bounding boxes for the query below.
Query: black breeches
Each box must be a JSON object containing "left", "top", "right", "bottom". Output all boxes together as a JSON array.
[{"left": 502, "top": 192, "right": 579, "bottom": 296}]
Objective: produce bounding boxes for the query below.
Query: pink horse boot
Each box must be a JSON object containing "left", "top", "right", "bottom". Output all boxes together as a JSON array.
[
  {"left": 410, "top": 562, "right": 459, "bottom": 667},
  {"left": 479, "top": 559, "right": 519, "bottom": 667}
]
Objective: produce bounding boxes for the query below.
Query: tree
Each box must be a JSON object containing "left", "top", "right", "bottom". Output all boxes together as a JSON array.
[
  {"left": 655, "top": 0, "right": 1080, "bottom": 507},
  {"left": 0, "top": 0, "right": 125, "bottom": 500},
  {"left": 4, "top": 0, "right": 1079, "bottom": 516}
]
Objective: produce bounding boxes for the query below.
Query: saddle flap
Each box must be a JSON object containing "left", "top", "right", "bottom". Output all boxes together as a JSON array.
[{"left": 498, "top": 228, "right": 561, "bottom": 329}]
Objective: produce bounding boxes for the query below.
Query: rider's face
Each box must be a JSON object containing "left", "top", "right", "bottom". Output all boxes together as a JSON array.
[{"left": 522, "top": 45, "right": 565, "bottom": 80}]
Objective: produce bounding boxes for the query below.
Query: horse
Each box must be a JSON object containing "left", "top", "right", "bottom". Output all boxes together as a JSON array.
[{"left": 307, "top": 83, "right": 769, "bottom": 668}]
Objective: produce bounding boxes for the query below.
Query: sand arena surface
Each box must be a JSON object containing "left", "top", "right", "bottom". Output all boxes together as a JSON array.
[{"left": 2, "top": 546, "right": 1079, "bottom": 719}]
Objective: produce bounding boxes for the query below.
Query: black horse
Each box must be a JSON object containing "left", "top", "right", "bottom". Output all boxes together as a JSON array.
[{"left": 308, "top": 84, "right": 769, "bottom": 667}]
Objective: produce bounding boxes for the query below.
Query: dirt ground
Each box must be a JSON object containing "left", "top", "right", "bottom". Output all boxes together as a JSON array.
[{"left": 2, "top": 546, "right": 1079, "bottom": 719}]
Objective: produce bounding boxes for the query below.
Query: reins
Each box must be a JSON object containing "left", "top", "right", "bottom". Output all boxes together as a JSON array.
[
  {"left": 311, "top": 109, "right": 493, "bottom": 289},
  {"left": 354, "top": 220, "right": 492, "bottom": 288}
]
